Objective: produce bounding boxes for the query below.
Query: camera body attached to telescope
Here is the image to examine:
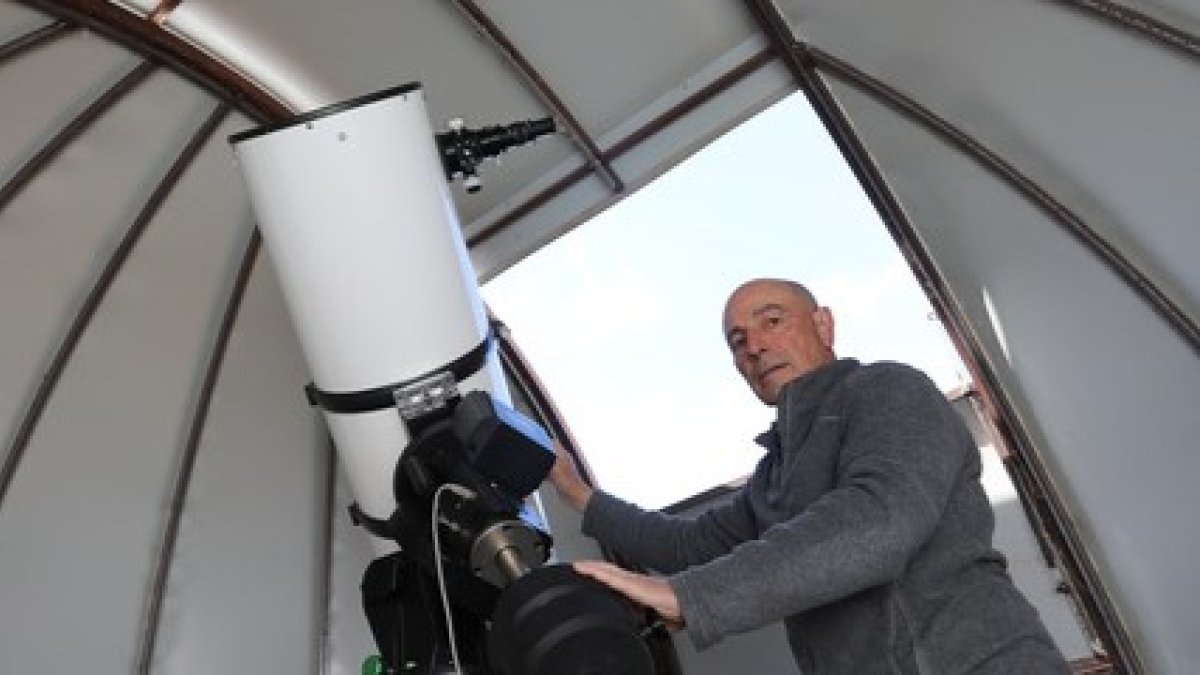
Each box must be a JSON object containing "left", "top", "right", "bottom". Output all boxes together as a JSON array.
[
  {"left": 352, "top": 385, "right": 553, "bottom": 674},
  {"left": 350, "top": 381, "right": 657, "bottom": 675}
]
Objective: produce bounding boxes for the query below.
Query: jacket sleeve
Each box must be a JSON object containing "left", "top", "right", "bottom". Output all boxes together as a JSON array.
[
  {"left": 671, "top": 365, "right": 974, "bottom": 649},
  {"left": 582, "top": 478, "right": 763, "bottom": 573}
]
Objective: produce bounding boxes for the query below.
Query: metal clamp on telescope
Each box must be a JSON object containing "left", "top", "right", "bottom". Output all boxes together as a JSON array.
[{"left": 303, "top": 329, "right": 494, "bottom": 416}]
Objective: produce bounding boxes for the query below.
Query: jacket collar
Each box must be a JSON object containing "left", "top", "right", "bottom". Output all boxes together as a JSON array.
[{"left": 755, "top": 357, "right": 859, "bottom": 451}]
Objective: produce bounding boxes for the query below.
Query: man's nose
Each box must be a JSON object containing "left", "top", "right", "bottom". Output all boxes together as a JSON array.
[{"left": 744, "top": 332, "right": 767, "bottom": 358}]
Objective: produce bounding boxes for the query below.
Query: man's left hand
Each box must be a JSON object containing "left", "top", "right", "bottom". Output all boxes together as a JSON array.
[{"left": 573, "top": 560, "right": 684, "bottom": 630}]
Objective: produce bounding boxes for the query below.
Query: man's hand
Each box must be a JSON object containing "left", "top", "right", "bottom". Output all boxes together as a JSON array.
[
  {"left": 547, "top": 441, "right": 594, "bottom": 512},
  {"left": 573, "top": 560, "right": 684, "bottom": 630}
]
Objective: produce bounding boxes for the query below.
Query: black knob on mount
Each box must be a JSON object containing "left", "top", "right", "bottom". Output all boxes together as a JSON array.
[{"left": 488, "top": 564, "right": 655, "bottom": 675}]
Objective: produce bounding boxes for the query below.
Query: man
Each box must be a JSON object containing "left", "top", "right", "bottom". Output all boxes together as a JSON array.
[{"left": 547, "top": 278, "right": 1069, "bottom": 673}]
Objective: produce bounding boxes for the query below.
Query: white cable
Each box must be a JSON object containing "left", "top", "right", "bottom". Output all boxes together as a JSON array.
[{"left": 432, "top": 483, "right": 475, "bottom": 675}]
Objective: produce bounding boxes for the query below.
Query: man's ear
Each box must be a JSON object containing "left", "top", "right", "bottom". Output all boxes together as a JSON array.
[{"left": 813, "top": 307, "right": 835, "bottom": 349}]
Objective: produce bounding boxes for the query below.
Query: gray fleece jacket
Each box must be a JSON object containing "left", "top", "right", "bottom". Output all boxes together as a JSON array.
[{"left": 583, "top": 358, "right": 1069, "bottom": 674}]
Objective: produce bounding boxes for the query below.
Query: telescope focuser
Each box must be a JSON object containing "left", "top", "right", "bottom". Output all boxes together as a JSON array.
[{"left": 437, "top": 117, "right": 557, "bottom": 193}]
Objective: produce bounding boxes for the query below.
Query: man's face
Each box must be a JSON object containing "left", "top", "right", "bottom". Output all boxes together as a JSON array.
[{"left": 723, "top": 281, "right": 835, "bottom": 405}]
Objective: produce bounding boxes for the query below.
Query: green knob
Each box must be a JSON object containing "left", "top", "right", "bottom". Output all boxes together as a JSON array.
[{"left": 362, "top": 654, "right": 385, "bottom": 675}]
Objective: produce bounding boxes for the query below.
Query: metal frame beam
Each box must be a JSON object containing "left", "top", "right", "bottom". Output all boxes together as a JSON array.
[
  {"left": 149, "top": 0, "right": 185, "bottom": 26},
  {"left": 804, "top": 43, "right": 1151, "bottom": 668},
  {"left": 135, "top": 215, "right": 255, "bottom": 675},
  {"left": 19, "top": 0, "right": 289, "bottom": 122},
  {"left": 736, "top": 0, "right": 1146, "bottom": 670},
  {"left": 0, "top": 18, "right": 74, "bottom": 64},
  {"left": 449, "top": 0, "right": 624, "bottom": 193},
  {"left": 0, "top": 60, "right": 155, "bottom": 214},
  {"left": 1053, "top": 0, "right": 1200, "bottom": 62},
  {"left": 468, "top": 47, "right": 774, "bottom": 248},
  {"left": 0, "top": 102, "right": 230, "bottom": 508},
  {"left": 807, "top": 45, "right": 1198, "bottom": 351}
]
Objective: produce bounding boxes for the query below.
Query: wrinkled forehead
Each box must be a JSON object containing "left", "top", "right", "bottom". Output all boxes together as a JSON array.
[{"left": 722, "top": 280, "right": 812, "bottom": 330}]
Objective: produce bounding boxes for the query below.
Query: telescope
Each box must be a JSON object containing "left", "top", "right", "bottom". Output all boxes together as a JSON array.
[{"left": 230, "top": 84, "right": 655, "bottom": 674}]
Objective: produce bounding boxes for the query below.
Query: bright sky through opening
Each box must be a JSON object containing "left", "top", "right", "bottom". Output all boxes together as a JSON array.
[{"left": 483, "top": 92, "right": 968, "bottom": 510}]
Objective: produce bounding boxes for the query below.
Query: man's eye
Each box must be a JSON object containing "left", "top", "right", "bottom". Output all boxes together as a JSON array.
[{"left": 765, "top": 315, "right": 783, "bottom": 327}]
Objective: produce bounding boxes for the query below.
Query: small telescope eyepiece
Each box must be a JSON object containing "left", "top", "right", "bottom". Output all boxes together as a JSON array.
[{"left": 436, "top": 116, "right": 557, "bottom": 193}]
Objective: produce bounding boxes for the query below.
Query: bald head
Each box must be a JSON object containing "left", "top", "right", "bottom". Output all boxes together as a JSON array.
[
  {"left": 723, "top": 279, "right": 816, "bottom": 326},
  {"left": 722, "top": 278, "right": 835, "bottom": 405}
]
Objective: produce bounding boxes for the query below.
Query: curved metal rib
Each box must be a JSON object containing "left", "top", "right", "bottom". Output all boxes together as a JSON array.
[
  {"left": 737, "top": 0, "right": 1197, "bottom": 354},
  {"left": 449, "top": 0, "right": 624, "bottom": 194},
  {"left": 806, "top": 45, "right": 1198, "bottom": 354},
  {"left": 737, "top": 12, "right": 1145, "bottom": 662},
  {"left": 0, "top": 60, "right": 156, "bottom": 215},
  {"left": 736, "top": 3, "right": 1143, "bottom": 668},
  {"left": 0, "top": 101, "right": 230, "bottom": 509},
  {"left": 315, "top": 437, "right": 337, "bottom": 675},
  {"left": 18, "top": 0, "right": 289, "bottom": 122},
  {"left": 150, "top": 0, "right": 185, "bottom": 26},
  {"left": 135, "top": 227, "right": 259, "bottom": 674},
  {"left": 1053, "top": 0, "right": 1200, "bottom": 62},
  {"left": 0, "top": 19, "right": 74, "bottom": 64},
  {"left": 467, "top": 48, "right": 774, "bottom": 250}
]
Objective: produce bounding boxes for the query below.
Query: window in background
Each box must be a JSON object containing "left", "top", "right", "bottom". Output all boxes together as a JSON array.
[{"left": 482, "top": 92, "right": 967, "bottom": 510}]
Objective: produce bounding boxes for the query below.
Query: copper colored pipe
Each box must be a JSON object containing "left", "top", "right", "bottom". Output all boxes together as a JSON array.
[{"left": 150, "top": 0, "right": 185, "bottom": 26}]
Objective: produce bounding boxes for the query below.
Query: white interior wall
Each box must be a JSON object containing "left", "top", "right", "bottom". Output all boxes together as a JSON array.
[{"left": 149, "top": 253, "right": 325, "bottom": 674}]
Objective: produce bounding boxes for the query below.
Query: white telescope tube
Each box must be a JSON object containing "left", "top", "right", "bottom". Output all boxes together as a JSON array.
[{"left": 230, "top": 84, "right": 510, "bottom": 554}]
